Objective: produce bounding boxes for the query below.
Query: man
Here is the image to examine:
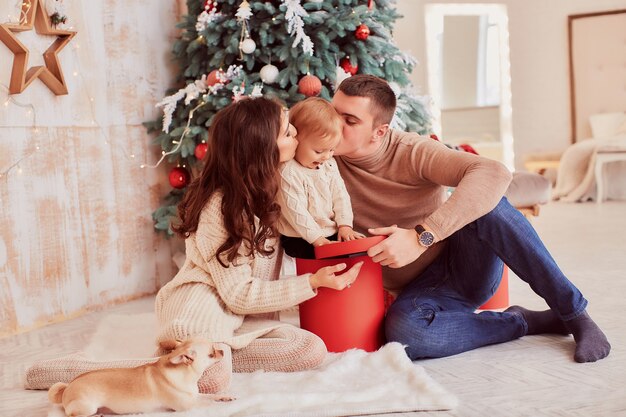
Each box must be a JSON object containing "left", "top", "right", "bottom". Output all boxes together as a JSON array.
[{"left": 331, "top": 74, "right": 610, "bottom": 363}]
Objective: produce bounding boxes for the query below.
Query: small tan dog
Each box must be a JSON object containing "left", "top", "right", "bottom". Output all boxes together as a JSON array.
[{"left": 48, "top": 339, "right": 233, "bottom": 416}]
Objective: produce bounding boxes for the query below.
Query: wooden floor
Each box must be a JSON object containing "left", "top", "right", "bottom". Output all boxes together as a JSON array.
[{"left": 1, "top": 201, "right": 625, "bottom": 417}]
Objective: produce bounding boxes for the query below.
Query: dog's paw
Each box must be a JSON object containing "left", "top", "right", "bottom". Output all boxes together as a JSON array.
[{"left": 214, "top": 395, "right": 236, "bottom": 402}]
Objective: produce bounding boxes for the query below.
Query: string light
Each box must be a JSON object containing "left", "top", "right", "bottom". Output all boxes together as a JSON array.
[
  {"left": 140, "top": 102, "right": 206, "bottom": 169},
  {"left": 0, "top": 6, "right": 149, "bottom": 184},
  {"left": 1, "top": 3, "right": 197, "bottom": 185}
]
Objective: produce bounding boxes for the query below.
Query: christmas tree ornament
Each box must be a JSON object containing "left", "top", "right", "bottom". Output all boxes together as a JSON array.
[
  {"left": 235, "top": 0, "right": 252, "bottom": 21},
  {"left": 355, "top": 24, "right": 370, "bottom": 41},
  {"left": 340, "top": 57, "right": 358, "bottom": 76},
  {"left": 298, "top": 74, "right": 322, "bottom": 97},
  {"left": 250, "top": 84, "right": 263, "bottom": 97},
  {"left": 232, "top": 82, "right": 246, "bottom": 102},
  {"left": 207, "top": 69, "right": 225, "bottom": 86},
  {"left": 194, "top": 142, "right": 208, "bottom": 160},
  {"left": 169, "top": 166, "right": 191, "bottom": 189},
  {"left": 203, "top": 0, "right": 218, "bottom": 13},
  {"left": 240, "top": 37, "right": 256, "bottom": 54},
  {"left": 334, "top": 65, "right": 351, "bottom": 91},
  {"left": 196, "top": 0, "right": 221, "bottom": 32},
  {"left": 236, "top": 0, "right": 254, "bottom": 59},
  {"left": 260, "top": 64, "right": 279, "bottom": 84}
]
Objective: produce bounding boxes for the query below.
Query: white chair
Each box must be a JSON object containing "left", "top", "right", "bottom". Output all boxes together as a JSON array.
[{"left": 595, "top": 148, "right": 626, "bottom": 203}]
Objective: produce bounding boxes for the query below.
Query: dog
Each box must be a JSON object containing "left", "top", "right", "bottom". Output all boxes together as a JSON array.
[{"left": 48, "top": 339, "right": 234, "bottom": 416}]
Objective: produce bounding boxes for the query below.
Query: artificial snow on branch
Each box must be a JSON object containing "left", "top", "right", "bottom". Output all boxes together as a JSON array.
[
  {"left": 196, "top": 9, "right": 221, "bottom": 32},
  {"left": 156, "top": 65, "right": 243, "bottom": 133},
  {"left": 282, "top": 0, "right": 314, "bottom": 56}
]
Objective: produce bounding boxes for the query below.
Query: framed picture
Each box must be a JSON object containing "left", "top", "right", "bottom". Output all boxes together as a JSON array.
[{"left": 568, "top": 9, "right": 626, "bottom": 142}]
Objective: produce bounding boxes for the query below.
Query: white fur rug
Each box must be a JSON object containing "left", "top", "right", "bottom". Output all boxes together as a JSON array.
[{"left": 51, "top": 313, "right": 457, "bottom": 417}]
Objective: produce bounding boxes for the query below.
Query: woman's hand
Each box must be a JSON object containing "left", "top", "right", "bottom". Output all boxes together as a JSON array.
[
  {"left": 309, "top": 262, "right": 364, "bottom": 290},
  {"left": 337, "top": 226, "right": 366, "bottom": 242}
]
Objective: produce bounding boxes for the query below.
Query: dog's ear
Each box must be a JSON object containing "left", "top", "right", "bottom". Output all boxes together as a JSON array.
[
  {"left": 159, "top": 339, "right": 184, "bottom": 352},
  {"left": 170, "top": 348, "right": 196, "bottom": 365},
  {"left": 211, "top": 347, "right": 224, "bottom": 359}
]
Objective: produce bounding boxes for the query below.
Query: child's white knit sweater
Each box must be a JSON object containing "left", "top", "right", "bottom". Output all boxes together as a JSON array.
[
  {"left": 277, "top": 158, "right": 353, "bottom": 243},
  {"left": 155, "top": 191, "right": 317, "bottom": 349}
]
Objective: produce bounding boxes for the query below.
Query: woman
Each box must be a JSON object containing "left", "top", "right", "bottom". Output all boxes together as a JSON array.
[
  {"left": 26, "top": 97, "right": 362, "bottom": 393},
  {"left": 156, "top": 97, "right": 362, "bottom": 391}
]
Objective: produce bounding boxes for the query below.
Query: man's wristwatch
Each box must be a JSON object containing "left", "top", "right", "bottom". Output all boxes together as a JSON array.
[{"left": 414, "top": 225, "right": 435, "bottom": 248}]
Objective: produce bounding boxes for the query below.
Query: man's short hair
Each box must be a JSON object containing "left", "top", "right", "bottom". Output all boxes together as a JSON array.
[{"left": 337, "top": 74, "right": 396, "bottom": 127}]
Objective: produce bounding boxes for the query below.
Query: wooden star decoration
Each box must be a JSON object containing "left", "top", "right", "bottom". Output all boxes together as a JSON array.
[{"left": 0, "top": 0, "right": 76, "bottom": 95}]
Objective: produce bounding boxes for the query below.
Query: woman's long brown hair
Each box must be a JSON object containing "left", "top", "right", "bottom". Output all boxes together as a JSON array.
[{"left": 172, "top": 97, "right": 284, "bottom": 267}]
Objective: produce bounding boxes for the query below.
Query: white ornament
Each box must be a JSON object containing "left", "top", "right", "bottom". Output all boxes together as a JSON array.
[
  {"left": 260, "top": 64, "right": 279, "bottom": 84},
  {"left": 240, "top": 38, "right": 256, "bottom": 54},
  {"left": 250, "top": 84, "right": 264, "bottom": 97},
  {"left": 236, "top": 0, "right": 252, "bottom": 22},
  {"left": 334, "top": 66, "right": 351, "bottom": 91}
]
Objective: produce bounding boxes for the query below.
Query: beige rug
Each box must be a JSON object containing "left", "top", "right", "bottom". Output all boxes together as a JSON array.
[{"left": 50, "top": 313, "right": 457, "bottom": 417}]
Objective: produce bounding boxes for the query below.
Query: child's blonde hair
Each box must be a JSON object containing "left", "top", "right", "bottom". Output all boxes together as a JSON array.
[{"left": 289, "top": 97, "right": 343, "bottom": 145}]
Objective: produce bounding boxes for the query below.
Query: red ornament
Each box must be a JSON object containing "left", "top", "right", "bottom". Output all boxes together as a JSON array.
[
  {"left": 194, "top": 142, "right": 208, "bottom": 160},
  {"left": 429, "top": 134, "right": 439, "bottom": 141},
  {"left": 340, "top": 58, "right": 358, "bottom": 76},
  {"left": 169, "top": 166, "right": 191, "bottom": 189},
  {"left": 203, "top": 0, "right": 218, "bottom": 13},
  {"left": 298, "top": 74, "right": 322, "bottom": 97},
  {"left": 458, "top": 143, "right": 479, "bottom": 155},
  {"left": 207, "top": 69, "right": 227, "bottom": 86},
  {"left": 355, "top": 24, "right": 370, "bottom": 41}
]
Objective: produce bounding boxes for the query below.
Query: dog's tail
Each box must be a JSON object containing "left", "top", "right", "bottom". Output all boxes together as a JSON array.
[{"left": 48, "top": 382, "right": 67, "bottom": 404}]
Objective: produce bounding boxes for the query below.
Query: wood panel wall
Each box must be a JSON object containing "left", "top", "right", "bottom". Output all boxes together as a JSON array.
[{"left": 0, "top": 0, "right": 183, "bottom": 336}]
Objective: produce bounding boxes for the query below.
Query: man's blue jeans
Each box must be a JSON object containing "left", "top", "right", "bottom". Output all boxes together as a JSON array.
[{"left": 385, "top": 197, "right": 587, "bottom": 359}]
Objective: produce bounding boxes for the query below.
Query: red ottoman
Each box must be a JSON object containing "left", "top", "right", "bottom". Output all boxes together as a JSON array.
[
  {"left": 478, "top": 265, "right": 510, "bottom": 310},
  {"left": 295, "top": 236, "right": 386, "bottom": 352}
]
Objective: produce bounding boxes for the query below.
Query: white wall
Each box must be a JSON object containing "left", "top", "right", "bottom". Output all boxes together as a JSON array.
[
  {"left": 394, "top": 0, "right": 626, "bottom": 168},
  {"left": 0, "top": 0, "right": 182, "bottom": 335}
]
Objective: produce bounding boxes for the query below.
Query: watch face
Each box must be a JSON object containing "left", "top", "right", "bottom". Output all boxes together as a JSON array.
[{"left": 419, "top": 231, "right": 435, "bottom": 247}]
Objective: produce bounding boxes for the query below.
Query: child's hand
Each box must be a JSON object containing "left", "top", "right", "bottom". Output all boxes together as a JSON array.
[
  {"left": 313, "top": 236, "right": 332, "bottom": 247},
  {"left": 337, "top": 226, "right": 366, "bottom": 242}
]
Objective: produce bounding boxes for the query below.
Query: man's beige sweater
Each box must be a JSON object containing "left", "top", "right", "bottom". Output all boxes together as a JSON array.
[
  {"left": 336, "top": 129, "right": 512, "bottom": 295},
  {"left": 155, "top": 191, "right": 317, "bottom": 349}
]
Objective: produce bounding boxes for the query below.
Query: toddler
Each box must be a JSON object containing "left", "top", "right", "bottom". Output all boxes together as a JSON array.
[{"left": 277, "top": 97, "right": 364, "bottom": 259}]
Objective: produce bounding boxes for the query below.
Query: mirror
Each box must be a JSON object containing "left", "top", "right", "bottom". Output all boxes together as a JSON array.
[{"left": 425, "top": 4, "right": 514, "bottom": 170}]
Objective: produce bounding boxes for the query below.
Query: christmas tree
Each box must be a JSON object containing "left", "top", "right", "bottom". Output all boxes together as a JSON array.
[{"left": 144, "top": 0, "right": 432, "bottom": 236}]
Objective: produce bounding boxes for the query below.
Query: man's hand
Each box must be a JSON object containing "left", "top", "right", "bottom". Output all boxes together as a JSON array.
[
  {"left": 367, "top": 225, "right": 427, "bottom": 268},
  {"left": 337, "top": 225, "right": 366, "bottom": 242}
]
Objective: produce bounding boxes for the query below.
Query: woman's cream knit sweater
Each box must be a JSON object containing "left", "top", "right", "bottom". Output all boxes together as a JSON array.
[{"left": 155, "top": 191, "right": 317, "bottom": 349}]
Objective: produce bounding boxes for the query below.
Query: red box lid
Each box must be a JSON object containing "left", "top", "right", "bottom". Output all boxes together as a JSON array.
[{"left": 314, "top": 235, "right": 386, "bottom": 259}]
